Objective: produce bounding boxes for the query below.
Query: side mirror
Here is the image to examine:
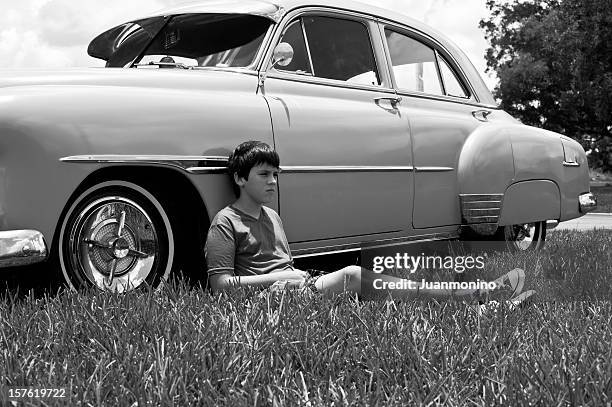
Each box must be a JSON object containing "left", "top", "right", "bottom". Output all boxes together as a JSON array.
[{"left": 271, "top": 42, "right": 294, "bottom": 67}]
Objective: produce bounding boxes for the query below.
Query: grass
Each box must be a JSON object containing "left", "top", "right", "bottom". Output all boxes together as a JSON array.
[
  {"left": 1, "top": 230, "right": 612, "bottom": 406},
  {"left": 591, "top": 186, "right": 612, "bottom": 213}
]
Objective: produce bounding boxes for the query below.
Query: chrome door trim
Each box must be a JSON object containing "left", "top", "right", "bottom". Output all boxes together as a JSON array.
[
  {"left": 60, "top": 155, "right": 229, "bottom": 173},
  {"left": 61, "top": 157, "right": 426, "bottom": 174},
  {"left": 292, "top": 233, "right": 459, "bottom": 258},
  {"left": 415, "top": 167, "right": 454, "bottom": 172},
  {"left": 280, "top": 165, "right": 415, "bottom": 173}
]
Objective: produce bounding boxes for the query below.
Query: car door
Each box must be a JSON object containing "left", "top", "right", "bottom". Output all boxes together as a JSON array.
[
  {"left": 262, "top": 11, "right": 414, "bottom": 245},
  {"left": 381, "top": 24, "right": 486, "bottom": 229}
]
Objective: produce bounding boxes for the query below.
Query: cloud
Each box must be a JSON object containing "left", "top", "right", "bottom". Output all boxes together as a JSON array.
[
  {"left": 38, "top": 0, "right": 95, "bottom": 47},
  {"left": 1, "top": 0, "right": 170, "bottom": 68}
]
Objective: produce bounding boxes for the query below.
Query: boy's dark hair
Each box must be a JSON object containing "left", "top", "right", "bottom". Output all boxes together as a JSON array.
[{"left": 228, "top": 141, "right": 280, "bottom": 196}]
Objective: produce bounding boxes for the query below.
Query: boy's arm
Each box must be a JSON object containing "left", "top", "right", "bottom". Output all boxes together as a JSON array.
[
  {"left": 205, "top": 219, "right": 308, "bottom": 291},
  {"left": 210, "top": 269, "right": 309, "bottom": 291}
]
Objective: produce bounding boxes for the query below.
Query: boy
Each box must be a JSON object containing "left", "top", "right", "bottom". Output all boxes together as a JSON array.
[{"left": 205, "top": 141, "right": 532, "bottom": 301}]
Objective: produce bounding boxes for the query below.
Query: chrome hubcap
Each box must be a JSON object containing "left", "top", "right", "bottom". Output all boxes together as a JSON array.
[
  {"left": 111, "top": 237, "right": 131, "bottom": 259},
  {"left": 507, "top": 223, "right": 537, "bottom": 251},
  {"left": 69, "top": 197, "right": 158, "bottom": 292}
]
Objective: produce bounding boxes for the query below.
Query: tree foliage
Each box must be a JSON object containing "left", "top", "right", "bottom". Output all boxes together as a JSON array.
[{"left": 480, "top": 0, "right": 612, "bottom": 171}]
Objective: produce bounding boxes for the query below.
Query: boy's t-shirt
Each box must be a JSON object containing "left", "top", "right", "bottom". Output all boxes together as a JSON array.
[{"left": 205, "top": 205, "right": 294, "bottom": 277}]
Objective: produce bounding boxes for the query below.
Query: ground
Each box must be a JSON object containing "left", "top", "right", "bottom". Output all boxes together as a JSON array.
[{"left": 1, "top": 230, "right": 611, "bottom": 405}]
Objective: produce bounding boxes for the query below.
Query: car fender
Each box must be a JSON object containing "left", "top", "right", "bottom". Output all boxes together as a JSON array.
[
  {"left": 0, "top": 75, "right": 273, "bottom": 251},
  {"left": 457, "top": 122, "right": 583, "bottom": 227},
  {"left": 510, "top": 126, "right": 588, "bottom": 221},
  {"left": 457, "top": 123, "right": 515, "bottom": 196}
]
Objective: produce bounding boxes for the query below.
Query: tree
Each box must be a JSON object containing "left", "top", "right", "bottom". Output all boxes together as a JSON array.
[{"left": 480, "top": 0, "right": 612, "bottom": 171}]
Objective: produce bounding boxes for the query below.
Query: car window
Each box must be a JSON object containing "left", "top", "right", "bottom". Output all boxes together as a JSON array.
[
  {"left": 301, "top": 16, "right": 380, "bottom": 86},
  {"left": 104, "top": 18, "right": 167, "bottom": 68},
  {"left": 127, "top": 14, "right": 271, "bottom": 69},
  {"left": 438, "top": 55, "right": 468, "bottom": 98},
  {"left": 384, "top": 29, "right": 443, "bottom": 95},
  {"left": 276, "top": 19, "right": 312, "bottom": 75}
]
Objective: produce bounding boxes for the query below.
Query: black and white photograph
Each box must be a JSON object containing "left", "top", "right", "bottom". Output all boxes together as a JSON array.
[{"left": 1, "top": 0, "right": 611, "bottom": 405}]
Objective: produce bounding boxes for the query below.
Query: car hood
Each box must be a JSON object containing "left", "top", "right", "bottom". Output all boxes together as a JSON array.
[{"left": 0, "top": 67, "right": 259, "bottom": 94}]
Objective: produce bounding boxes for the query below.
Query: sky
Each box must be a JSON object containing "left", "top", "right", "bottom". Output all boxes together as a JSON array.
[{"left": 0, "top": 0, "right": 497, "bottom": 90}]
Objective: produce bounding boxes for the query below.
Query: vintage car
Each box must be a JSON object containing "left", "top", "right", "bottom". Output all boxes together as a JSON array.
[{"left": 0, "top": 0, "right": 597, "bottom": 291}]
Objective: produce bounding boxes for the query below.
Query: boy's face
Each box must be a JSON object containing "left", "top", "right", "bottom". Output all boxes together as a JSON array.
[{"left": 235, "top": 163, "right": 279, "bottom": 204}]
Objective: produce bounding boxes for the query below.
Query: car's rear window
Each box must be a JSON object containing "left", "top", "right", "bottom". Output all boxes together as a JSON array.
[{"left": 106, "top": 14, "right": 271, "bottom": 69}]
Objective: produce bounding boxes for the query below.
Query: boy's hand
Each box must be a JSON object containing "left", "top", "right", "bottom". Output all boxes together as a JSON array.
[
  {"left": 269, "top": 269, "right": 309, "bottom": 287},
  {"left": 210, "top": 269, "right": 309, "bottom": 291},
  {"left": 268, "top": 269, "right": 312, "bottom": 291}
]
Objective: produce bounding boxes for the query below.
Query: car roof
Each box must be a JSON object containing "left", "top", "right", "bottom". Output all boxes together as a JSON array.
[
  {"left": 145, "top": 0, "right": 496, "bottom": 105},
  {"left": 148, "top": 0, "right": 435, "bottom": 34},
  {"left": 94, "top": 0, "right": 497, "bottom": 106}
]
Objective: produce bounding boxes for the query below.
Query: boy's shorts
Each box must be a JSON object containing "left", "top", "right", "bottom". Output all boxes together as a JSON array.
[
  {"left": 302, "top": 269, "right": 326, "bottom": 293},
  {"left": 301, "top": 274, "right": 320, "bottom": 293}
]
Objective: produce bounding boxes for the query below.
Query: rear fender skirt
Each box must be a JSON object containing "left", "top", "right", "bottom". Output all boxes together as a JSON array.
[{"left": 498, "top": 180, "right": 560, "bottom": 226}]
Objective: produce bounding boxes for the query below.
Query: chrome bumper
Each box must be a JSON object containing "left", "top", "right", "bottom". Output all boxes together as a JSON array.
[
  {"left": 546, "top": 220, "right": 559, "bottom": 229},
  {"left": 579, "top": 192, "right": 597, "bottom": 214},
  {"left": 0, "top": 230, "right": 48, "bottom": 267}
]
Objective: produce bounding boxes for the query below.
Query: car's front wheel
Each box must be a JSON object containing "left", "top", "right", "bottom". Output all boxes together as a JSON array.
[{"left": 58, "top": 181, "right": 174, "bottom": 292}]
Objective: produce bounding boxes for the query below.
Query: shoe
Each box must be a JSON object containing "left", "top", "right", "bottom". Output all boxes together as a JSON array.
[
  {"left": 476, "top": 289, "right": 536, "bottom": 316},
  {"left": 491, "top": 268, "right": 525, "bottom": 298},
  {"left": 508, "top": 289, "right": 536, "bottom": 310}
]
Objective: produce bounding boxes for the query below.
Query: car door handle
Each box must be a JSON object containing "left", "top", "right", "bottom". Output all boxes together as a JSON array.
[
  {"left": 472, "top": 109, "right": 491, "bottom": 122},
  {"left": 374, "top": 96, "right": 402, "bottom": 106}
]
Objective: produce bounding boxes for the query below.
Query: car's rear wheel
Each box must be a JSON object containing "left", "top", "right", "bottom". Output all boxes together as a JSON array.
[
  {"left": 58, "top": 181, "right": 174, "bottom": 292},
  {"left": 500, "top": 221, "right": 546, "bottom": 251}
]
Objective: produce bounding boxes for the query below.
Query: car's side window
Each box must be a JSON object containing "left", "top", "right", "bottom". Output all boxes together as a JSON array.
[
  {"left": 385, "top": 28, "right": 470, "bottom": 99},
  {"left": 278, "top": 15, "right": 379, "bottom": 86},
  {"left": 277, "top": 19, "right": 313, "bottom": 75},
  {"left": 385, "top": 29, "right": 443, "bottom": 95},
  {"left": 438, "top": 55, "right": 468, "bottom": 98},
  {"left": 303, "top": 16, "right": 380, "bottom": 86}
]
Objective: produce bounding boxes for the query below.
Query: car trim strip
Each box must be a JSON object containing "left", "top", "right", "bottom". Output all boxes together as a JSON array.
[
  {"left": 60, "top": 155, "right": 229, "bottom": 173},
  {"left": 291, "top": 229, "right": 402, "bottom": 244},
  {"left": 459, "top": 193, "right": 504, "bottom": 225},
  {"left": 60, "top": 155, "right": 229, "bottom": 163},
  {"left": 415, "top": 166, "right": 454, "bottom": 172},
  {"left": 60, "top": 157, "right": 454, "bottom": 174},
  {"left": 282, "top": 166, "right": 454, "bottom": 173},
  {"left": 562, "top": 160, "right": 580, "bottom": 167},
  {"left": 280, "top": 166, "right": 415, "bottom": 173},
  {"left": 291, "top": 233, "right": 458, "bottom": 258}
]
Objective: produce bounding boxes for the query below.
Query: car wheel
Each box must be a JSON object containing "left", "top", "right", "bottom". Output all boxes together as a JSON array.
[
  {"left": 500, "top": 221, "right": 546, "bottom": 251},
  {"left": 58, "top": 181, "right": 174, "bottom": 292}
]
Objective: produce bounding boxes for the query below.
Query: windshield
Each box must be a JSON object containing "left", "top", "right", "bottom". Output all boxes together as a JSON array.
[{"left": 105, "top": 13, "right": 272, "bottom": 69}]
